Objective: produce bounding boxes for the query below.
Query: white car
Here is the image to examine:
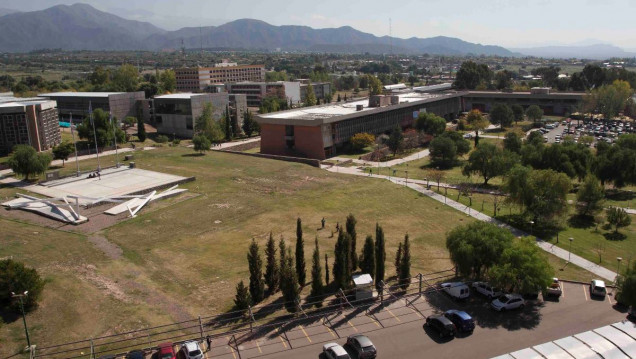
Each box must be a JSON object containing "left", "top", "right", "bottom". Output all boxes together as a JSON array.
[
  {"left": 180, "top": 342, "right": 203, "bottom": 359},
  {"left": 441, "top": 282, "right": 470, "bottom": 300},
  {"left": 472, "top": 281, "right": 502, "bottom": 299},
  {"left": 463, "top": 133, "right": 473, "bottom": 139},
  {"left": 491, "top": 294, "right": 525, "bottom": 311},
  {"left": 323, "top": 342, "right": 350, "bottom": 359},
  {"left": 590, "top": 279, "right": 607, "bottom": 297}
]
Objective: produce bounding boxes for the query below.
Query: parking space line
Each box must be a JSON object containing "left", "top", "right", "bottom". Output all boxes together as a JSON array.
[
  {"left": 278, "top": 334, "right": 288, "bottom": 348},
  {"left": 225, "top": 337, "right": 237, "bottom": 359},
  {"left": 347, "top": 319, "right": 359, "bottom": 332},
  {"left": 608, "top": 294, "right": 614, "bottom": 306},
  {"left": 368, "top": 314, "right": 382, "bottom": 327},
  {"left": 386, "top": 308, "right": 402, "bottom": 322},
  {"left": 561, "top": 284, "right": 565, "bottom": 298},
  {"left": 406, "top": 305, "right": 424, "bottom": 318},
  {"left": 298, "top": 324, "right": 312, "bottom": 343},
  {"left": 255, "top": 340, "right": 263, "bottom": 354},
  {"left": 582, "top": 285, "right": 589, "bottom": 301},
  {"left": 325, "top": 324, "right": 337, "bottom": 337}
]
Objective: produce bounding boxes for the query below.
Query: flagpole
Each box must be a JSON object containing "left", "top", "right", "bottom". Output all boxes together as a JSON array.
[
  {"left": 110, "top": 112, "right": 119, "bottom": 167},
  {"left": 89, "top": 101, "right": 101, "bottom": 174},
  {"left": 70, "top": 113, "right": 80, "bottom": 177}
]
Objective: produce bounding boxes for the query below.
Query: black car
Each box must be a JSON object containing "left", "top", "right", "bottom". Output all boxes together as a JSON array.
[
  {"left": 443, "top": 310, "right": 475, "bottom": 333},
  {"left": 425, "top": 315, "right": 457, "bottom": 338},
  {"left": 126, "top": 350, "right": 144, "bottom": 359},
  {"left": 346, "top": 334, "right": 377, "bottom": 359}
]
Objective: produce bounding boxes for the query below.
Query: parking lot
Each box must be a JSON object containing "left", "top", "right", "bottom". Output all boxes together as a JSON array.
[
  {"left": 541, "top": 118, "right": 634, "bottom": 145},
  {"left": 187, "top": 281, "right": 628, "bottom": 359}
]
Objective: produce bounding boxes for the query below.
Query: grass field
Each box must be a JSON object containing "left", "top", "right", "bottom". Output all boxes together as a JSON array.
[{"left": 0, "top": 145, "right": 613, "bottom": 356}]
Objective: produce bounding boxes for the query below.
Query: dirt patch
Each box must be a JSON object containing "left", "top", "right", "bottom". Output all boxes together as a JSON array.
[
  {"left": 87, "top": 235, "right": 123, "bottom": 260},
  {"left": 44, "top": 263, "right": 133, "bottom": 303}
]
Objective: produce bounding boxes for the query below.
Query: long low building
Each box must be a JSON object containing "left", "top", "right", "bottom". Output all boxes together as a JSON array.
[
  {"left": 39, "top": 91, "right": 145, "bottom": 123},
  {"left": 256, "top": 92, "right": 465, "bottom": 159},
  {"left": 463, "top": 88, "right": 584, "bottom": 115},
  {"left": 0, "top": 94, "right": 60, "bottom": 155}
]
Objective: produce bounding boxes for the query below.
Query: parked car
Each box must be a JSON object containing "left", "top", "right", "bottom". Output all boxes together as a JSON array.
[
  {"left": 180, "top": 342, "right": 203, "bottom": 359},
  {"left": 491, "top": 294, "right": 525, "bottom": 311},
  {"left": 443, "top": 310, "right": 475, "bottom": 333},
  {"left": 426, "top": 315, "right": 457, "bottom": 338},
  {"left": 346, "top": 334, "right": 377, "bottom": 359},
  {"left": 441, "top": 282, "right": 470, "bottom": 300},
  {"left": 544, "top": 278, "right": 562, "bottom": 298},
  {"left": 323, "top": 342, "right": 350, "bottom": 359},
  {"left": 472, "top": 282, "right": 502, "bottom": 299},
  {"left": 590, "top": 279, "right": 607, "bottom": 297},
  {"left": 463, "top": 133, "right": 473, "bottom": 139},
  {"left": 126, "top": 350, "right": 144, "bottom": 359}
]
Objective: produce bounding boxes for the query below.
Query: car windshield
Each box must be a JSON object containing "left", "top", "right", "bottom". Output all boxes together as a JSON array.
[
  {"left": 161, "top": 353, "right": 172, "bottom": 359},
  {"left": 189, "top": 350, "right": 201, "bottom": 357},
  {"left": 498, "top": 295, "right": 509, "bottom": 302},
  {"left": 595, "top": 286, "right": 605, "bottom": 291},
  {"left": 362, "top": 345, "right": 375, "bottom": 352}
]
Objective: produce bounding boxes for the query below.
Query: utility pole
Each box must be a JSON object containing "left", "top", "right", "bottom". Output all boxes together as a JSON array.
[
  {"left": 12, "top": 291, "right": 31, "bottom": 351},
  {"left": 89, "top": 102, "right": 101, "bottom": 174},
  {"left": 109, "top": 112, "right": 119, "bottom": 167},
  {"left": 70, "top": 113, "right": 80, "bottom": 177}
]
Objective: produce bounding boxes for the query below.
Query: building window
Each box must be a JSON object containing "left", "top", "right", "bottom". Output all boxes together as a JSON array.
[
  {"left": 155, "top": 116, "right": 163, "bottom": 124},
  {"left": 186, "top": 117, "right": 193, "bottom": 130}
]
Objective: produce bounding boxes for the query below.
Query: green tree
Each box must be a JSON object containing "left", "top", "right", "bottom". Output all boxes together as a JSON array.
[
  {"left": 247, "top": 239, "right": 265, "bottom": 303},
  {"left": 367, "top": 75, "right": 383, "bottom": 95},
  {"left": 494, "top": 70, "right": 513, "bottom": 90},
  {"left": 503, "top": 131, "right": 523, "bottom": 154},
  {"left": 111, "top": 64, "right": 139, "bottom": 92},
  {"left": 386, "top": 126, "right": 404, "bottom": 156},
  {"left": 616, "top": 262, "right": 636, "bottom": 307},
  {"left": 264, "top": 233, "right": 279, "bottom": 293},
  {"left": 295, "top": 218, "right": 306, "bottom": 285},
  {"left": 453, "top": 61, "right": 493, "bottom": 90},
  {"left": 446, "top": 222, "right": 514, "bottom": 279},
  {"left": 76, "top": 108, "right": 126, "bottom": 148},
  {"left": 489, "top": 103, "right": 514, "bottom": 128},
  {"left": 233, "top": 280, "right": 251, "bottom": 312},
  {"left": 242, "top": 109, "right": 259, "bottom": 137},
  {"left": 399, "top": 234, "right": 411, "bottom": 289},
  {"left": 281, "top": 248, "right": 300, "bottom": 312},
  {"left": 192, "top": 135, "right": 211, "bottom": 154},
  {"left": 122, "top": 116, "right": 136, "bottom": 129},
  {"left": 394, "top": 242, "right": 402, "bottom": 278},
  {"left": 195, "top": 103, "right": 223, "bottom": 143},
  {"left": 489, "top": 238, "right": 553, "bottom": 294},
  {"left": 429, "top": 136, "right": 457, "bottom": 169},
  {"left": 606, "top": 207, "right": 632, "bottom": 233},
  {"left": 89, "top": 66, "right": 110, "bottom": 89},
  {"left": 325, "top": 254, "right": 330, "bottom": 285},
  {"left": 511, "top": 104, "right": 524, "bottom": 124},
  {"left": 7, "top": 145, "right": 52, "bottom": 180},
  {"left": 159, "top": 69, "right": 176, "bottom": 93},
  {"left": 137, "top": 117, "right": 146, "bottom": 142},
  {"left": 0, "top": 259, "right": 45, "bottom": 312},
  {"left": 224, "top": 106, "right": 233, "bottom": 141},
  {"left": 525, "top": 105, "right": 544, "bottom": 125},
  {"left": 305, "top": 83, "right": 317, "bottom": 106},
  {"left": 310, "top": 237, "right": 324, "bottom": 304},
  {"left": 230, "top": 109, "right": 240, "bottom": 137},
  {"left": 346, "top": 213, "right": 358, "bottom": 271},
  {"left": 463, "top": 143, "right": 518, "bottom": 185},
  {"left": 52, "top": 141, "right": 75, "bottom": 166},
  {"left": 332, "top": 230, "right": 350, "bottom": 289},
  {"left": 415, "top": 112, "right": 446, "bottom": 136},
  {"left": 588, "top": 80, "right": 633, "bottom": 121},
  {"left": 466, "top": 109, "right": 489, "bottom": 146},
  {"left": 374, "top": 223, "right": 386, "bottom": 289},
  {"left": 576, "top": 175, "right": 605, "bottom": 217},
  {"left": 350, "top": 133, "right": 375, "bottom": 151},
  {"left": 360, "top": 235, "right": 375, "bottom": 279},
  {"left": 278, "top": 237, "right": 287, "bottom": 286}
]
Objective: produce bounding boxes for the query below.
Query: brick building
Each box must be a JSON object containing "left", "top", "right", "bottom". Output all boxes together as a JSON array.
[{"left": 0, "top": 95, "right": 60, "bottom": 155}]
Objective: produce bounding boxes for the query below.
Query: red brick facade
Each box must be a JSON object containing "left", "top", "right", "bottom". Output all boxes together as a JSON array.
[
  {"left": 260, "top": 123, "right": 287, "bottom": 156},
  {"left": 259, "top": 123, "right": 326, "bottom": 159},
  {"left": 294, "top": 126, "right": 325, "bottom": 160}
]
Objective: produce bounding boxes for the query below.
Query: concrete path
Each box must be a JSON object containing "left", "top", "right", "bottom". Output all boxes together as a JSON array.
[
  {"left": 211, "top": 136, "right": 261, "bottom": 150},
  {"left": 331, "top": 148, "right": 430, "bottom": 168},
  {"left": 324, "top": 164, "right": 618, "bottom": 282}
]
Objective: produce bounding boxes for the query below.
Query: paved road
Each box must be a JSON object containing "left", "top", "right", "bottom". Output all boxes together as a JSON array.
[{"left": 203, "top": 282, "right": 627, "bottom": 359}]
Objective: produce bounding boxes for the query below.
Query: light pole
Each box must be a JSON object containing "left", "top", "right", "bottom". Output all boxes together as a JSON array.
[
  {"left": 617, "top": 257, "right": 623, "bottom": 277},
  {"left": 568, "top": 237, "right": 574, "bottom": 263},
  {"left": 11, "top": 291, "right": 31, "bottom": 351},
  {"left": 405, "top": 170, "right": 409, "bottom": 186},
  {"left": 336, "top": 160, "right": 339, "bottom": 173},
  {"left": 529, "top": 220, "right": 534, "bottom": 237}
]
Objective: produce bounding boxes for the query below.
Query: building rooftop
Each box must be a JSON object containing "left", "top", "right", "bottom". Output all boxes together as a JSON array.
[
  {"left": 154, "top": 93, "right": 205, "bottom": 100},
  {"left": 39, "top": 92, "right": 124, "bottom": 98}
]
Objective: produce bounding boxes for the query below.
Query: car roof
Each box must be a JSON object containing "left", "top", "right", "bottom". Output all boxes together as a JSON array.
[
  {"left": 350, "top": 334, "right": 373, "bottom": 347},
  {"left": 324, "top": 343, "right": 348, "bottom": 356},
  {"left": 446, "top": 310, "right": 471, "bottom": 320},
  {"left": 592, "top": 280, "right": 606, "bottom": 287},
  {"left": 183, "top": 342, "right": 199, "bottom": 351},
  {"left": 432, "top": 314, "right": 454, "bottom": 325}
]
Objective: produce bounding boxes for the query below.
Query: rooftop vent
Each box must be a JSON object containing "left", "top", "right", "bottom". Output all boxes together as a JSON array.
[{"left": 356, "top": 104, "right": 364, "bottom": 111}]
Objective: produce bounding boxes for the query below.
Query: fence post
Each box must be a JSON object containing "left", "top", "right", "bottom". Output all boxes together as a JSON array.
[
  {"left": 199, "top": 316, "right": 204, "bottom": 340},
  {"left": 379, "top": 281, "right": 384, "bottom": 303},
  {"left": 418, "top": 273, "right": 423, "bottom": 295},
  {"left": 89, "top": 338, "right": 94, "bottom": 359}
]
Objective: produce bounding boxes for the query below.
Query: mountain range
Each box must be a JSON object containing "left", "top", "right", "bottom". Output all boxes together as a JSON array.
[{"left": 0, "top": 3, "right": 633, "bottom": 59}]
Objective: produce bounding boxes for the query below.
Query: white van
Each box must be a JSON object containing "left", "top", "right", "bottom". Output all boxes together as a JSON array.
[{"left": 441, "top": 282, "right": 470, "bottom": 300}]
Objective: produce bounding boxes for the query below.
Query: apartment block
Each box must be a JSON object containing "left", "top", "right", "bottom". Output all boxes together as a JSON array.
[
  {"left": 225, "top": 81, "right": 301, "bottom": 107},
  {"left": 0, "top": 94, "right": 60, "bottom": 155},
  {"left": 175, "top": 64, "right": 265, "bottom": 92}
]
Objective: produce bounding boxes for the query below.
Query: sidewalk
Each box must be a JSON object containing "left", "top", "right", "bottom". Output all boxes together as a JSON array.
[
  {"left": 332, "top": 148, "right": 430, "bottom": 168},
  {"left": 325, "top": 165, "right": 618, "bottom": 282},
  {"left": 211, "top": 136, "right": 261, "bottom": 150}
]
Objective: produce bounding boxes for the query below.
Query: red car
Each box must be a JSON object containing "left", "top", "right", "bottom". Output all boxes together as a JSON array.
[{"left": 158, "top": 343, "right": 175, "bottom": 359}]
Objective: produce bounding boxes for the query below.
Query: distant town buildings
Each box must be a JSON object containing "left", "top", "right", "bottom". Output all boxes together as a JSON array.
[
  {"left": 0, "top": 94, "right": 60, "bottom": 155},
  {"left": 175, "top": 63, "right": 266, "bottom": 92},
  {"left": 39, "top": 92, "right": 145, "bottom": 123}
]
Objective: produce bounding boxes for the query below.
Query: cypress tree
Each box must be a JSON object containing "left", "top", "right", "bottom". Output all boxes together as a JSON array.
[
  {"left": 399, "top": 234, "right": 411, "bottom": 290},
  {"left": 333, "top": 230, "right": 345, "bottom": 289},
  {"left": 281, "top": 248, "right": 300, "bottom": 312},
  {"left": 224, "top": 106, "right": 232, "bottom": 140},
  {"left": 137, "top": 117, "right": 146, "bottom": 142},
  {"left": 360, "top": 235, "right": 375, "bottom": 280},
  {"left": 264, "top": 232, "right": 279, "bottom": 293},
  {"left": 234, "top": 280, "right": 251, "bottom": 312},
  {"left": 343, "top": 232, "right": 352, "bottom": 285},
  {"left": 247, "top": 238, "right": 265, "bottom": 303},
  {"left": 295, "top": 218, "right": 306, "bottom": 285},
  {"left": 346, "top": 213, "right": 358, "bottom": 271},
  {"left": 279, "top": 236, "right": 286, "bottom": 286},
  {"left": 325, "top": 253, "right": 330, "bottom": 285},
  {"left": 375, "top": 223, "right": 386, "bottom": 290},
  {"left": 310, "top": 237, "right": 324, "bottom": 305},
  {"left": 394, "top": 243, "right": 403, "bottom": 278},
  {"left": 230, "top": 107, "right": 240, "bottom": 136},
  {"left": 337, "top": 93, "right": 341, "bottom": 102}
]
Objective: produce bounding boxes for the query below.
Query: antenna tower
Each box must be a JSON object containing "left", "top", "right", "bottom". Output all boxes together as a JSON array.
[{"left": 389, "top": 18, "right": 393, "bottom": 56}]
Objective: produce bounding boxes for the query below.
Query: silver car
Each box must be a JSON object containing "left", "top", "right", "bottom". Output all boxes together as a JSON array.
[
  {"left": 323, "top": 342, "right": 350, "bottom": 359},
  {"left": 491, "top": 294, "right": 525, "bottom": 311}
]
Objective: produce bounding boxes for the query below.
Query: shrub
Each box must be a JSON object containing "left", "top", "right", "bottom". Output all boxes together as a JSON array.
[
  {"left": 350, "top": 133, "right": 375, "bottom": 151},
  {"left": 155, "top": 135, "right": 169, "bottom": 143},
  {"left": 0, "top": 259, "right": 45, "bottom": 313}
]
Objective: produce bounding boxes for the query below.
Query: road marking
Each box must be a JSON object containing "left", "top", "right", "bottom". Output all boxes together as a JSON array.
[
  {"left": 561, "top": 283, "right": 565, "bottom": 298},
  {"left": 225, "top": 337, "right": 237, "bottom": 359},
  {"left": 368, "top": 314, "right": 382, "bottom": 327},
  {"left": 583, "top": 285, "right": 589, "bottom": 301},
  {"left": 406, "top": 305, "right": 424, "bottom": 318},
  {"left": 278, "top": 335, "right": 288, "bottom": 348},
  {"left": 608, "top": 294, "right": 614, "bottom": 306},
  {"left": 255, "top": 340, "right": 263, "bottom": 354},
  {"left": 346, "top": 318, "right": 359, "bottom": 332},
  {"left": 298, "top": 324, "right": 312, "bottom": 343},
  {"left": 325, "top": 324, "right": 337, "bottom": 337},
  {"left": 386, "top": 308, "right": 402, "bottom": 322}
]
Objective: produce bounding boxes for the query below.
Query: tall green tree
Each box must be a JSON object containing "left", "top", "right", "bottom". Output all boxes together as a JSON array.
[
  {"left": 279, "top": 236, "right": 287, "bottom": 286},
  {"left": 230, "top": 108, "right": 240, "bottom": 137},
  {"left": 295, "top": 218, "right": 306, "bottom": 285},
  {"left": 233, "top": 280, "right": 251, "bottom": 312},
  {"left": 52, "top": 141, "right": 75, "bottom": 167},
  {"left": 466, "top": 109, "right": 489, "bottom": 146},
  {"left": 332, "top": 230, "right": 352, "bottom": 289},
  {"left": 224, "top": 106, "right": 233, "bottom": 141},
  {"left": 394, "top": 243, "right": 402, "bottom": 278},
  {"left": 194, "top": 103, "right": 223, "bottom": 143},
  {"left": 159, "top": 69, "right": 176, "bottom": 93},
  {"left": 280, "top": 248, "right": 300, "bottom": 312},
  {"left": 367, "top": 75, "right": 383, "bottom": 95},
  {"left": 489, "top": 238, "right": 553, "bottom": 294},
  {"left": 310, "top": 237, "right": 324, "bottom": 304},
  {"left": 137, "top": 117, "right": 146, "bottom": 142},
  {"left": 305, "top": 83, "right": 317, "bottom": 106},
  {"left": 346, "top": 214, "right": 358, "bottom": 271},
  {"left": 0, "top": 259, "right": 45, "bottom": 312},
  {"left": 242, "top": 109, "right": 259, "bottom": 137},
  {"left": 325, "top": 254, "right": 330, "bottom": 285},
  {"left": 606, "top": 207, "right": 632, "bottom": 233},
  {"left": 489, "top": 103, "right": 514, "bottom": 128},
  {"left": 415, "top": 112, "right": 446, "bottom": 136},
  {"left": 503, "top": 131, "right": 523, "bottom": 154},
  {"left": 446, "top": 222, "right": 514, "bottom": 279},
  {"left": 387, "top": 126, "right": 404, "bottom": 156},
  {"left": 576, "top": 175, "right": 605, "bottom": 217},
  {"left": 374, "top": 223, "right": 386, "bottom": 289},
  {"left": 587, "top": 80, "right": 633, "bottom": 121},
  {"left": 111, "top": 64, "right": 139, "bottom": 92},
  {"left": 247, "top": 239, "right": 265, "bottom": 304},
  {"left": 76, "top": 108, "right": 125, "bottom": 148},
  {"left": 511, "top": 104, "right": 524, "bottom": 124},
  {"left": 463, "top": 142, "right": 518, "bottom": 185},
  {"left": 525, "top": 105, "right": 544, "bottom": 125},
  {"left": 360, "top": 235, "right": 375, "bottom": 279},
  {"left": 264, "top": 232, "right": 279, "bottom": 293},
  {"left": 429, "top": 137, "right": 457, "bottom": 169},
  {"left": 399, "top": 235, "right": 411, "bottom": 289},
  {"left": 616, "top": 262, "right": 636, "bottom": 307},
  {"left": 453, "top": 61, "right": 493, "bottom": 90},
  {"left": 7, "top": 145, "right": 51, "bottom": 180}
]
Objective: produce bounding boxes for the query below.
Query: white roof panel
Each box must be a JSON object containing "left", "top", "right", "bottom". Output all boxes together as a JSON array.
[
  {"left": 352, "top": 274, "right": 373, "bottom": 286},
  {"left": 553, "top": 336, "right": 601, "bottom": 359},
  {"left": 594, "top": 326, "right": 636, "bottom": 358},
  {"left": 39, "top": 92, "right": 123, "bottom": 98},
  {"left": 510, "top": 348, "right": 543, "bottom": 359},
  {"left": 492, "top": 355, "right": 515, "bottom": 359},
  {"left": 574, "top": 331, "right": 628, "bottom": 359},
  {"left": 533, "top": 342, "right": 574, "bottom": 359},
  {"left": 612, "top": 321, "right": 636, "bottom": 340}
]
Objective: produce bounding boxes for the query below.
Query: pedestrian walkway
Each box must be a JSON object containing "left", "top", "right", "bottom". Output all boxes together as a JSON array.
[
  {"left": 211, "top": 136, "right": 261, "bottom": 150},
  {"left": 331, "top": 148, "right": 430, "bottom": 168},
  {"left": 324, "top": 164, "right": 618, "bottom": 282}
]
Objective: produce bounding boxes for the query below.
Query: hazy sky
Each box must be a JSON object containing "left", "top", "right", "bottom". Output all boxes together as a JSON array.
[{"left": 5, "top": 0, "right": 636, "bottom": 49}]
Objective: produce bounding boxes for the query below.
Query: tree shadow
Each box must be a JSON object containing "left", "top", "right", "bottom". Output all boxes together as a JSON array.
[
  {"left": 181, "top": 153, "right": 205, "bottom": 157},
  {"left": 568, "top": 215, "right": 596, "bottom": 229},
  {"left": 0, "top": 308, "right": 21, "bottom": 324},
  {"left": 605, "top": 189, "right": 636, "bottom": 202},
  {"left": 603, "top": 232, "right": 627, "bottom": 241}
]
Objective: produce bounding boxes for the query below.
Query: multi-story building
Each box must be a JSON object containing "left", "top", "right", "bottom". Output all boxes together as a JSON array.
[
  {"left": 225, "top": 81, "right": 301, "bottom": 107},
  {"left": 462, "top": 88, "right": 584, "bottom": 116},
  {"left": 39, "top": 92, "right": 145, "bottom": 123},
  {"left": 300, "top": 82, "right": 332, "bottom": 103},
  {"left": 0, "top": 94, "right": 60, "bottom": 155},
  {"left": 175, "top": 64, "right": 265, "bottom": 92}
]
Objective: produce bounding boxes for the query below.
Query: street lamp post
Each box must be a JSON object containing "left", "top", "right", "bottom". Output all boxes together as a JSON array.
[
  {"left": 11, "top": 291, "right": 31, "bottom": 351},
  {"left": 405, "top": 170, "right": 409, "bottom": 186},
  {"left": 529, "top": 220, "right": 534, "bottom": 236},
  {"left": 617, "top": 257, "right": 623, "bottom": 277},
  {"left": 568, "top": 237, "right": 574, "bottom": 263}
]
